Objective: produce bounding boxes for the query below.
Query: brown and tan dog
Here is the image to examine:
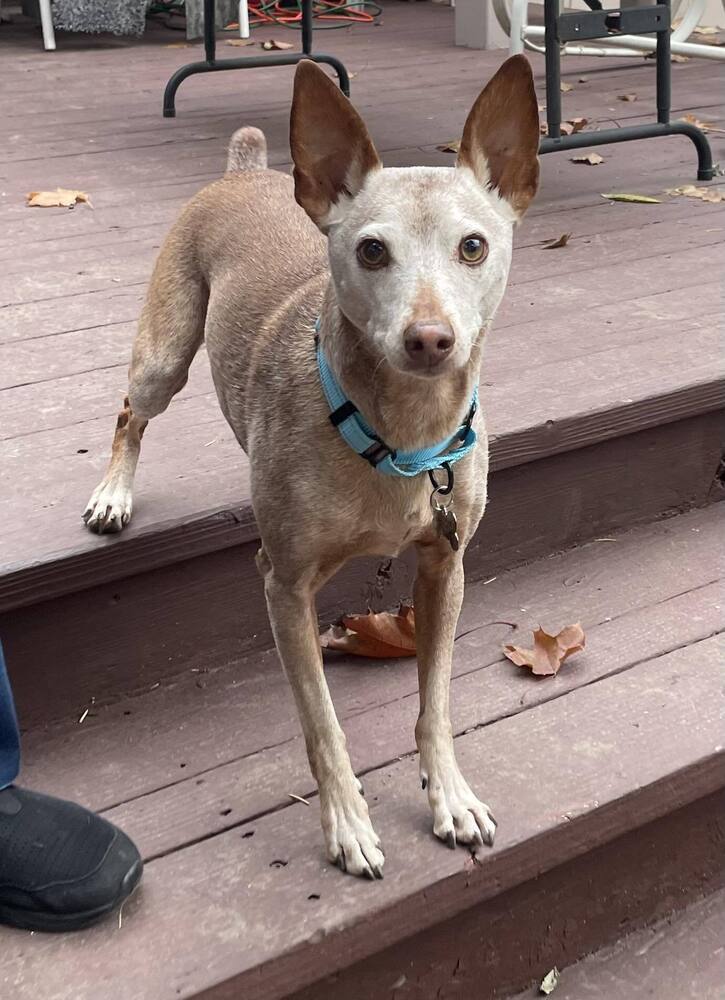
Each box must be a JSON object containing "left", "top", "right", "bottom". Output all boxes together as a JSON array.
[{"left": 83, "top": 56, "right": 539, "bottom": 879}]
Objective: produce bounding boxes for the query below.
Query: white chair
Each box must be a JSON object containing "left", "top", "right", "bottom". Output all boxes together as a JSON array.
[{"left": 493, "top": 0, "right": 725, "bottom": 60}]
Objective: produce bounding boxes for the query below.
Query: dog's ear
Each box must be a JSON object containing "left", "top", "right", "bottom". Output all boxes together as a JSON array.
[
  {"left": 457, "top": 55, "right": 540, "bottom": 219},
  {"left": 291, "top": 60, "right": 381, "bottom": 230}
]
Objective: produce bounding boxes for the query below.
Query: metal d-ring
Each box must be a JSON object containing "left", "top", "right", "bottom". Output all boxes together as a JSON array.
[{"left": 428, "top": 462, "right": 454, "bottom": 497}]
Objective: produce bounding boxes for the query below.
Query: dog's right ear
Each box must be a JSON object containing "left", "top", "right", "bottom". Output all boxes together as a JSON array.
[{"left": 291, "top": 61, "right": 381, "bottom": 230}]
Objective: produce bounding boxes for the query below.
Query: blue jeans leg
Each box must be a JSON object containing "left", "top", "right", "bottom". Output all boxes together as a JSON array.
[{"left": 0, "top": 641, "right": 21, "bottom": 790}]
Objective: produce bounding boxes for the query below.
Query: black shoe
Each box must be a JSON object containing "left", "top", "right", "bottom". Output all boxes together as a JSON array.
[{"left": 0, "top": 786, "right": 143, "bottom": 932}]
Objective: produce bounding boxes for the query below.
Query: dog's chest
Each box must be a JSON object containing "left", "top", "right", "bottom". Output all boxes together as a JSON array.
[{"left": 344, "top": 481, "right": 439, "bottom": 558}]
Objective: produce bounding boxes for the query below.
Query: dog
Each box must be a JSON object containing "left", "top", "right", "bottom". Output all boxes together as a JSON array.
[{"left": 82, "top": 55, "right": 539, "bottom": 879}]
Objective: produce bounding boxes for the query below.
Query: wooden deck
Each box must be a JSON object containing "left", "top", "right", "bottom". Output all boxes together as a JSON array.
[
  {"left": 1, "top": 4, "right": 724, "bottom": 998},
  {"left": 1, "top": 1, "right": 724, "bottom": 600},
  {"left": 2, "top": 506, "right": 723, "bottom": 998}
]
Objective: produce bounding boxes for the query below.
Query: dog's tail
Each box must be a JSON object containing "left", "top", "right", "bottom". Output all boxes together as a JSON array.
[{"left": 226, "top": 127, "right": 268, "bottom": 174}]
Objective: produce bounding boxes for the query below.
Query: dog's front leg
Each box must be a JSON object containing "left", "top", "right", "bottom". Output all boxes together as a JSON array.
[
  {"left": 414, "top": 542, "right": 497, "bottom": 849},
  {"left": 261, "top": 555, "right": 385, "bottom": 879}
]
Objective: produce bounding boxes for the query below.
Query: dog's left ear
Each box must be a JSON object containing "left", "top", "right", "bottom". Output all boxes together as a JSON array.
[
  {"left": 291, "top": 60, "right": 381, "bottom": 230},
  {"left": 457, "top": 55, "right": 540, "bottom": 219}
]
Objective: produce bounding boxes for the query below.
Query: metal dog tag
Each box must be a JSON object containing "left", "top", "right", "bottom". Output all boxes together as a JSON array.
[{"left": 433, "top": 502, "right": 460, "bottom": 552}]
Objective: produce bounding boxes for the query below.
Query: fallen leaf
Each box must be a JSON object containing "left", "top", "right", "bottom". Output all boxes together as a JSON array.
[
  {"left": 26, "top": 188, "right": 91, "bottom": 208},
  {"left": 691, "top": 26, "right": 722, "bottom": 44},
  {"left": 601, "top": 192, "right": 661, "bottom": 203},
  {"left": 617, "top": 93, "right": 638, "bottom": 102},
  {"left": 540, "top": 117, "right": 588, "bottom": 137},
  {"left": 226, "top": 37, "right": 255, "bottom": 47},
  {"left": 224, "top": 21, "right": 239, "bottom": 29},
  {"left": 560, "top": 81, "right": 573, "bottom": 93},
  {"left": 666, "top": 184, "right": 725, "bottom": 204},
  {"left": 678, "top": 114, "right": 725, "bottom": 134},
  {"left": 540, "top": 967, "right": 561, "bottom": 995},
  {"left": 320, "top": 605, "right": 416, "bottom": 658},
  {"left": 503, "top": 623, "right": 585, "bottom": 677},
  {"left": 541, "top": 232, "right": 571, "bottom": 249},
  {"left": 262, "top": 38, "right": 294, "bottom": 50},
  {"left": 645, "top": 52, "right": 689, "bottom": 62},
  {"left": 570, "top": 152, "right": 604, "bottom": 165},
  {"left": 436, "top": 139, "right": 460, "bottom": 153}
]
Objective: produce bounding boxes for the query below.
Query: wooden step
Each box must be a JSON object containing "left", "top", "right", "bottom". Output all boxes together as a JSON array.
[
  {"left": 2, "top": 506, "right": 723, "bottom": 999},
  {"left": 510, "top": 887, "right": 725, "bottom": 1000}
]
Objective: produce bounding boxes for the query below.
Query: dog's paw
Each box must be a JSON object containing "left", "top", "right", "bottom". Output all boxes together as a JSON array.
[
  {"left": 82, "top": 480, "right": 133, "bottom": 534},
  {"left": 320, "top": 781, "right": 384, "bottom": 879},
  {"left": 420, "top": 751, "right": 496, "bottom": 850}
]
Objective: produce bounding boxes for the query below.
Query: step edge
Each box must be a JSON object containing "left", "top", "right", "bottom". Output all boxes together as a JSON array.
[
  {"left": 191, "top": 751, "right": 725, "bottom": 1000},
  {"left": 2, "top": 386, "right": 723, "bottom": 612}
]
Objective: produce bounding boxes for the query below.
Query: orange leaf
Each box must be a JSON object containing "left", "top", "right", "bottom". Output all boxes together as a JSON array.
[
  {"left": 503, "top": 623, "right": 585, "bottom": 677},
  {"left": 320, "top": 605, "right": 416, "bottom": 658},
  {"left": 26, "top": 188, "right": 91, "bottom": 208}
]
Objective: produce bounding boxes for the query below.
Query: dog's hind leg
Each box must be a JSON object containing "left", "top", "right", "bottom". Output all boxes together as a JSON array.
[{"left": 83, "top": 246, "right": 207, "bottom": 534}]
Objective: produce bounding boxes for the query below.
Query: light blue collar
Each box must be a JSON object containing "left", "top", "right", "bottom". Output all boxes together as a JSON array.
[{"left": 315, "top": 327, "right": 478, "bottom": 478}]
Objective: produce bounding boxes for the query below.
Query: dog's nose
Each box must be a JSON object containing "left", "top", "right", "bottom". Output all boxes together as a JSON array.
[{"left": 403, "top": 321, "right": 455, "bottom": 368}]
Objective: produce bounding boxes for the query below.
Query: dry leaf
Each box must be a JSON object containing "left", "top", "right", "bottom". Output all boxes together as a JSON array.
[
  {"left": 645, "top": 51, "right": 689, "bottom": 62},
  {"left": 617, "top": 93, "right": 637, "bottom": 102},
  {"left": 540, "top": 117, "right": 588, "bottom": 137},
  {"left": 678, "top": 114, "right": 725, "bottom": 134},
  {"left": 262, "top": 38, "right": 294, "bottom": 50},
  {"left": 436, "top": 139, "right": 460, "bottom": 153},
  {"left": 503, "top": 623, "right": 585, "bottom": 677},
  {"left": 320, "top": 605, "right": 416, "bottom": 658},
  {"left": 226, "top": 37, "right": 255, "bottom": 47},
  {"left": 224, "top": 21, "right": 239, "bottom": 29},
  {"left": 560, "top": 82, "right": 573, "bottom": 93},
  {"left": 666, "top": 184, "right": 725, "bottom": 204},
  {"left": 541, "top": 232, "right": 571, "bottom": 249},
  {"left": 691, "top": 26, "right": 721, "bottom": 44},
  {"left": 26, "top": 188, "right": 91, "bottom": 208},
  {"left": 570, "top": 152, "right": 604, "bottom": 165},
  {"left": 540, "top": 968, "right": 561, "bottom": 995},
  {"left": 601, "top": 192, "right": 661, "bottom": 204}
]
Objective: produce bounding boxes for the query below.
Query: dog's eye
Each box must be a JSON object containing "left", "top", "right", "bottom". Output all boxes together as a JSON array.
[
  {"left": 458, "top": 235, "right": 488, "bottom": 265},
  {"left": 357, "top": 238, "right": 389, "bottom": 269}
]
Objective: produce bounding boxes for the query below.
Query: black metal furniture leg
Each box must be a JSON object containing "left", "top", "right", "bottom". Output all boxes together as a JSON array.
[
  {"left": 538, "top": 0, "right": 714, "bottom": 181},
  {"left": 162, "top": 0, "right": 352, "bottom": 117},
  {"left": 544, "top": 0, "right": 561, "bottom": 139}
]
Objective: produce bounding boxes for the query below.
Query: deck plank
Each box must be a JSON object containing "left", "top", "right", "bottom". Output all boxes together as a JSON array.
[{"left": 2, "top": 634, "right": 722, "bottom": 1000}]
